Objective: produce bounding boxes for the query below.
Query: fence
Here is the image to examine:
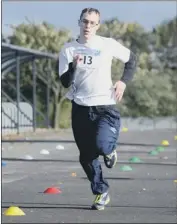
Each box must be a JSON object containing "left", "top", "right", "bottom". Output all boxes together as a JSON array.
[
  {"left": 1, "top": 43, "right": 58, "bottom": 136},
  {"left": 2, "top": 102, "right": 33, "bottom": 135}
]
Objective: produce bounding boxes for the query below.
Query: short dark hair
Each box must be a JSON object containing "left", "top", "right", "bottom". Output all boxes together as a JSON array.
[{"left": 79, "top": 8, "right": 100, "bottom": 20}]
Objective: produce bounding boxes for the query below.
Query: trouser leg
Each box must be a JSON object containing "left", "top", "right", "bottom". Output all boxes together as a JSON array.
[
  {"left": 94, "top": 105, "right": 121, "bottom": 156},
  {"left": 71, "top": 101, "right": 109, "bottom": 195}
]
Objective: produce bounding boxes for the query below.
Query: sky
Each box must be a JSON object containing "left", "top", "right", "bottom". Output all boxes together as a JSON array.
[{"left": 2, "top": 1, "right": 177, "bottom": 37}]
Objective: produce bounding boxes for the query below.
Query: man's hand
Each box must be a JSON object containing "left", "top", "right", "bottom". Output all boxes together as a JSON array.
[
  {"left": 73, "top": 55, "right": 83, "bottom": 69},
  {"left": 114, "top": 80, "right": 126, "bottom": 102}
]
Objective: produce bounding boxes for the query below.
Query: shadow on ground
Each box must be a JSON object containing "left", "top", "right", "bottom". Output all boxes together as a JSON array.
[{"left": 2, "top": 157, "right": 176, "bottom": 166}]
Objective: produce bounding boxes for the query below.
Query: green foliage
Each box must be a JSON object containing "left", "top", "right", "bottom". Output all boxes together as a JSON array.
[
  {"left": 4, "top": 20, "right": 72, "bottom": 128},
  {"left": 59, "top": 99, "right": 72, "bottom": 128},
  {"left": 152, "top": 17, "right": 177, "bottom": 48},
  {"left": 121, "top": 69, "right": 176, "bottom": 117}
]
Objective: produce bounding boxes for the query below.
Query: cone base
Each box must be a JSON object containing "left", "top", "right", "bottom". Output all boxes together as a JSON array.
[
  {"left": 3, "top": 206, "right": 25, "bottom": 216},
  {"left": 156, "top": 146, "right": 165, "bottom": 152},
  {"left": 161, "top": 140, "right": 169, "bottom": 146},
  {"left": 120, "top": 165, "right": 132, "bottom": 171},
  {"left": 149, "top": 150, "right": 159, "bottom": 155},
  {"left": 44, "top": 187, "right": 61, "bottom": 194},
  {"left": 129, "top": 157, "right": 141, "bottom": 163}
]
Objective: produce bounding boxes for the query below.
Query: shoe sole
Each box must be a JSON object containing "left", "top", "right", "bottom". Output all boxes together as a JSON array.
[
  {"left": 104, "top": 151, "right": 117, "bottom": 168},
  {"left": 91, "top": 196, "right": 110, "bottom": 210},
  {"left": 112, "top": 152, "right": 117, "bottom": 167}
]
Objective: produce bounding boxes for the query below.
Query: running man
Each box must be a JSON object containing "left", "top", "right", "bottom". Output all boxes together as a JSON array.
[{"left": 59, "top": 8, "right": 137, "bottom": 210}]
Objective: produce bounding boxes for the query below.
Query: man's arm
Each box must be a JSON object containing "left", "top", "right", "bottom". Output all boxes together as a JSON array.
[
  {"left": 59, "top": 62, "right": 75, "bottom": 88},
  {"left": 110, "top": 38, "right": 137, "bottom": 101},
  {"left": 59, "top": 47, "right": 74, "bottom": 88},
  {"left": 59, "top": 47, "right": 82, "bottom": 88},
  {"left": 120, "top": 51, "right": 137, "bottom": 84},
  {"left": 110, "top": 38, "right": 137, "bottom": 83}
]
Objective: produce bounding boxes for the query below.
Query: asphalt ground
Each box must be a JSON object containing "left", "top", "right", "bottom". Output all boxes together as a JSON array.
[{"left": 1, "top": 129, "right": 177, "bottom": 223}]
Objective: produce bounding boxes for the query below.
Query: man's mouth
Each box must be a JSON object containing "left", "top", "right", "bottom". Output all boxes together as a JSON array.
[{"left": 84, "top": 30, "right": 90, "bottom": 34}]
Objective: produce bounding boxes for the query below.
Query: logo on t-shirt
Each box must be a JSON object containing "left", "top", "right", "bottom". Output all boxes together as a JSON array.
[{"left": 74, "top": 48, "right": 101, "bottom": 56}]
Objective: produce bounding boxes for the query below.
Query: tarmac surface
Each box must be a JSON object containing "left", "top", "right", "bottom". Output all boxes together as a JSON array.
[{"left": 1, "top": 129, "right": 177, "bottom": 223}]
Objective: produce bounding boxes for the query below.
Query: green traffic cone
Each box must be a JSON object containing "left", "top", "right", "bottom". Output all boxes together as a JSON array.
[
  {"left": 120, "top": 165, "right": 132, "bottom": 171},
  {"left": 156, "top": 146, "right": 165, "bottom": 152},
  {"left": 129, "top": 157, "right": 142, "bottom": 163},
  {"left": 149, "top": 150, "right": 159, "bottom": 155}
]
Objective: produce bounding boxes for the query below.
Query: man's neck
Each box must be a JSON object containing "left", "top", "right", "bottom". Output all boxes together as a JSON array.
[{"left": 77, "top": 35, "right": 96, "bottom": 44}]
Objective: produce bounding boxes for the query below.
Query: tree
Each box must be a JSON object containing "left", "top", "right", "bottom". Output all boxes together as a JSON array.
[
  {"left": 5, "top": 20, "right": 72, "bottom": 128},
  {"left": 152, "top": 17, "right": 177, "bottom": 49},
  {"left": 122, "top": 69, "right": 176, "bottom": 117}
]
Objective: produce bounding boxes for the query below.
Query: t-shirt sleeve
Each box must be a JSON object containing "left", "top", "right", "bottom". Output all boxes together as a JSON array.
[
  {"left": 109, "top": 38, "right": 130, "bottom": 63},
  {"left": 58, "top": 45, "right": 72, "bottom": 77}
]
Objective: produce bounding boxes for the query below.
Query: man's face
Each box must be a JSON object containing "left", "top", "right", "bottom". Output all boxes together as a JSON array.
[{"left": 78, "top": 12, "right": 100, "bottom": 40}]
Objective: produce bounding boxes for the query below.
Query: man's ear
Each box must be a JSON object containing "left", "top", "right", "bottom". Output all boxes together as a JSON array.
[
  {"left": 78, "top": 20, "right": 81, "bottom": 27},
  {"left": 96, "top": 23, "right": 100, "bottom": 30}
]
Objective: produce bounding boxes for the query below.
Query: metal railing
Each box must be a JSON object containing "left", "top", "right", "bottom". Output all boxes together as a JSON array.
[{"left": 1, "top": 43, "right": 58, "bottom": 135}]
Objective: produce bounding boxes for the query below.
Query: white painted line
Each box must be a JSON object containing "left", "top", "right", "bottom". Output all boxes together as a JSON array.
[{"left": 2, "top": 175, "right": 28, "bottom": 184}]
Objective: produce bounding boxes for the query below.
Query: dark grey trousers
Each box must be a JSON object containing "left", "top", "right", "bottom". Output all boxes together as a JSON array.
[{"left": 71, "top": 101, "right": 121, "bottom": 195}]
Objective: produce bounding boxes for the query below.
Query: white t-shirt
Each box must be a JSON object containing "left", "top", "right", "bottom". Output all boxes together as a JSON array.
[{"left": 58, "top": 35, "right": 130, "bottom": 106}]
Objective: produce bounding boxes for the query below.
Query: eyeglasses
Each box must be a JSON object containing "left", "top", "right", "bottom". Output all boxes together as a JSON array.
[{"left": 80, "top": 19, "right": 99, "bottom": 28}]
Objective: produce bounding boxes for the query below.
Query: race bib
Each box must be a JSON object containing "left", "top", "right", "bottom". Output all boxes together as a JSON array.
[{"left": 73, "top": 48, "right": 102, "bottom": 69}]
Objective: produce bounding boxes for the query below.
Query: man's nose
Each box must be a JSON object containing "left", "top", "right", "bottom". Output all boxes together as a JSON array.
[{"left": 85, "top": 22, "right": 91, "bottom": 28}]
